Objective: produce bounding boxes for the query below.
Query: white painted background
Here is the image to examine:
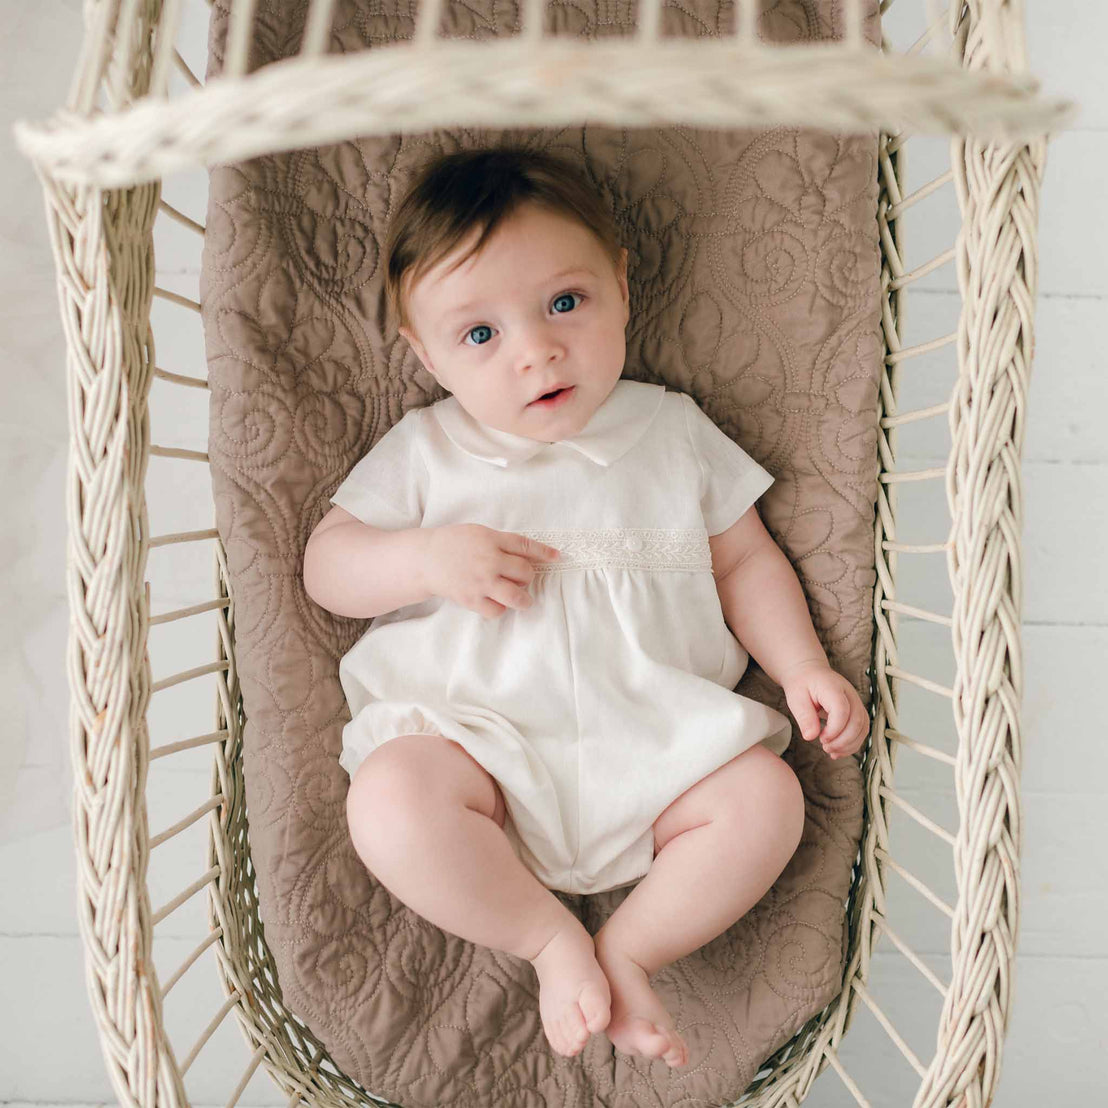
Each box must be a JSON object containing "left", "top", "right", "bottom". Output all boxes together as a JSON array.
[{"left": 1, "top": 0, "right": 1104, "bottom": 1103}]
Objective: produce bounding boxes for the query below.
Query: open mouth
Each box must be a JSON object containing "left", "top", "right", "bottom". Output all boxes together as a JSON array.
[{"left": 529, "top": 386, "right": 574, "bottom": 407}]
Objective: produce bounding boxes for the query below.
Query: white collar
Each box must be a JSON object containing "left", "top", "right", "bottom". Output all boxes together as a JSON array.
[{"left": 430, "top": 379, "right": 667, "bottom": 468}]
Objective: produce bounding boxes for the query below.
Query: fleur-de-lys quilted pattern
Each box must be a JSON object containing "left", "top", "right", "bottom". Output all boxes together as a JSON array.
[{"left": 200, "top": 1, "right": 881, "bottom": 1103}]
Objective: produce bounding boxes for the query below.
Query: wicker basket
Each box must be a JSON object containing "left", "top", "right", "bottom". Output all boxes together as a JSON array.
[{"left": 12, "top": 0, "right": 1077, "bottom": 1105}]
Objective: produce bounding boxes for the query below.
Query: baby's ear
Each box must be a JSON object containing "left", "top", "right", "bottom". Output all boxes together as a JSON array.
[
  {"left": 399, "top": 330, "right": 443, "bottom": 388},
  {"left": 616, "top": 249, "right": 630, "bottom": 315},
  {"left": 399, "top": 326, "right": 429, "bottom": 365}
]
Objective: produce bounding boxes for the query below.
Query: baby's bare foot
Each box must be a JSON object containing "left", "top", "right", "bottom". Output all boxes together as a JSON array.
[
  {"left": 530, "top": 925, "right": 612, "bottom": 1058},
  {"left": 594, "top": 931, "right": 688, "bottom": 1068}
]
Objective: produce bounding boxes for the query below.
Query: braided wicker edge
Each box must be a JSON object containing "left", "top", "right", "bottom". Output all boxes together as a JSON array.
[{"left": 14, "top": 37, "right": 1076, "bottom": 190}]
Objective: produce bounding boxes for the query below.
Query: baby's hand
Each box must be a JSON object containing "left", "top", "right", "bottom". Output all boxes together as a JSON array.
[
  {"left": 780, "top": 660, "right": 869, "bottom": 760},
  {"left": 422, "top": 524, "right": 561, "bottom": 620}
]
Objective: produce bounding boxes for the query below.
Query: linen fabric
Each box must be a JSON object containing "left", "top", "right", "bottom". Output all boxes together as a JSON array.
[{"left": 333, "top": 379, "right": 791, "bottom": 894}]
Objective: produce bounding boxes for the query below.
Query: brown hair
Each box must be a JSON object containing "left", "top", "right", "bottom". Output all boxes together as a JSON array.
[{"left": 384, "top": 145, "right": 623, "bottom": 336}]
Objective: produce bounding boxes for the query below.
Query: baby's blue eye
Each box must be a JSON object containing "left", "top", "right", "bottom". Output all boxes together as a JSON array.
[
  {"left": 465, "top": 324, "right": 494, "bottom": 346},
  {"left": 461, "top": 293, "right": 581, "bottom": 347},
  {"left": 552, "top": 292, "right": 581, "bottom": 313}
]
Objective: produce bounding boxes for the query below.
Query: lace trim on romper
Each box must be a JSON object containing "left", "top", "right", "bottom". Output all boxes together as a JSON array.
[{"left": 517, "top": 527, "right": 712, "bottom": 572}]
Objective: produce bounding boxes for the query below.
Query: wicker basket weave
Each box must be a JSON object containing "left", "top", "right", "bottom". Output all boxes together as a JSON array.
[{"left": 12, "top": 0, "right": 1077, "bottom": 1105}]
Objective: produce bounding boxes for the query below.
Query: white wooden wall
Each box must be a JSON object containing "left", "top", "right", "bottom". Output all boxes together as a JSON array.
[{"left": 0, "top": 1, "right": 1104, "bottom": 1103}]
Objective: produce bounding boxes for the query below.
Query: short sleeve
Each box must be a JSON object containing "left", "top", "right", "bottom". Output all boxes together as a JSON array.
[
  {"left": 330, "top": 408, "right": 428, "bottom": 530},
  {"left": 680, "top": 392, "right": 774, "bottom": 536}
]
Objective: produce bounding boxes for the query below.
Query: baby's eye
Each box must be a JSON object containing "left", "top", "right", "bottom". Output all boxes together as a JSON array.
[
  {"left": 552, "top": 291, "right": 582, "bottom": 314},
  {"left": 463, "top": 324, "right": 495, "bottom": 347}
]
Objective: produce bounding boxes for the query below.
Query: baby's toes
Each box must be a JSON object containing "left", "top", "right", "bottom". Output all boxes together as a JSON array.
[
  {"left": 579, "top": 981, "right": 611, "bottom": 1033},
  {"left": 657, "top": 1025, "right": 688, "bottom": 1067},
  {"left": 662, "top": 1037, "right": 688, "bottom": 1068},
  {"left": 550, "top": 1030, "right": 576, "bottom": 1058},
  {"left": 560, "top": 1011, "right": 589, "bottom": 1054},
  {"left": 636, "top": 1019, "right": 672, "bottom": 1055}
]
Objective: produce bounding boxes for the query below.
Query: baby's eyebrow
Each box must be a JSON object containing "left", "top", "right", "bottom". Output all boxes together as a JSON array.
[{"left": 443, "top": 267, "right": 598, "bottom": 322}]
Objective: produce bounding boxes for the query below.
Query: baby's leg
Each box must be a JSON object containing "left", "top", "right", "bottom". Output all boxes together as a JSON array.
[
  {"left": 594, "top": 744, "right": 805, "bottom": 1068},
  {"left": 345, "top": 733, "right": 611, "bottom": 1057}
]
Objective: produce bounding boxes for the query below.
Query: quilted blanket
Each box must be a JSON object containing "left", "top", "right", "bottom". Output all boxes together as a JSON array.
[{"left": 200, "top": 1, "right": 881, "bottom": 1103}]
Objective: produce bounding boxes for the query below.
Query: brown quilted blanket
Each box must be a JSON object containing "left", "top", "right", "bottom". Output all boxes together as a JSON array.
[{"left": 200, "top": 1, "right": 880, "bottom": 1103}]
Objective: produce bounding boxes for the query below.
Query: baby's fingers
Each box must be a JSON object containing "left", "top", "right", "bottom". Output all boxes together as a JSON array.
[
  {"left": 785, "top": 688, "right": 822, "bottom": 743},
  {"left": 475, "top": 577, "right": 533, "bottom": 617},
  {"left": 501, "top": 532, "right": 561, "bottom": 566},
  {"left": 824, "top": 702, "right": 870, "bottom": 759},
  {"left": 497, "top": 578, "right": 535, "bottom": 611},
  {"left": 818, "top": 686, "right": 852, "bottom": 741}
]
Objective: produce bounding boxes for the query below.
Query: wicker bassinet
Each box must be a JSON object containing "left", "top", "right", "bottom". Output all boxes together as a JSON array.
[{"left": 13, "top": 0, "right": 1076, "bottom": 1106}]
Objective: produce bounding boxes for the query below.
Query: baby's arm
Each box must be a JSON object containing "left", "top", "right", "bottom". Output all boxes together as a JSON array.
[
  {"left": 304, "top": 508, "right": 560, "bottom": 621},
  {"left": 711, "top": 505, "right": 869, "bottom": 758},
  {"left": 303, "top": 505, "right": 434, "bottom": 619}
]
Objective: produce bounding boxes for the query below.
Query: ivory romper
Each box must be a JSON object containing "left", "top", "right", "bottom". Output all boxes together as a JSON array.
[{"left": 331, "top": 378, "right": 792, "bottom": 895}]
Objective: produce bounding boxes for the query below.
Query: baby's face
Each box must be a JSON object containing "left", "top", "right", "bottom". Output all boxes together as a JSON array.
[{"left": 399, "top": 203, "right": 630, "bottom": 443}]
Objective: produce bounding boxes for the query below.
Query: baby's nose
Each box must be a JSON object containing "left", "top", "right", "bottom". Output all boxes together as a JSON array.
[{"left": 516, "top": 330, "right": 564, "bottom": 368}]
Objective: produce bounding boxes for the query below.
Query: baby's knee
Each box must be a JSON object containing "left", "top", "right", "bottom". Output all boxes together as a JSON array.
[
  {"left": 741, "top": 747, "right": 806, "bottom": 849},
  {"left": 777, "top": 759, "right": 806, "bottom": 849},
  {"left": 346, "top": 736, "right": 438, "bottom": 831},
  {"left": 346, "top": 733, "right": 495, "bottom": 832}
]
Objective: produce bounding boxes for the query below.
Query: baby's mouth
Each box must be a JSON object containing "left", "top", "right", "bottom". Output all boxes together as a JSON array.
[{"left": 528, "top": 386, "right": 575, "bottom": 407}]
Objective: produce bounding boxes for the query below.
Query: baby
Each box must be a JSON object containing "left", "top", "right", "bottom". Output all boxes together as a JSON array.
[{"left": 303, "top": 146, "right": 869, "bottom": 1069}]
